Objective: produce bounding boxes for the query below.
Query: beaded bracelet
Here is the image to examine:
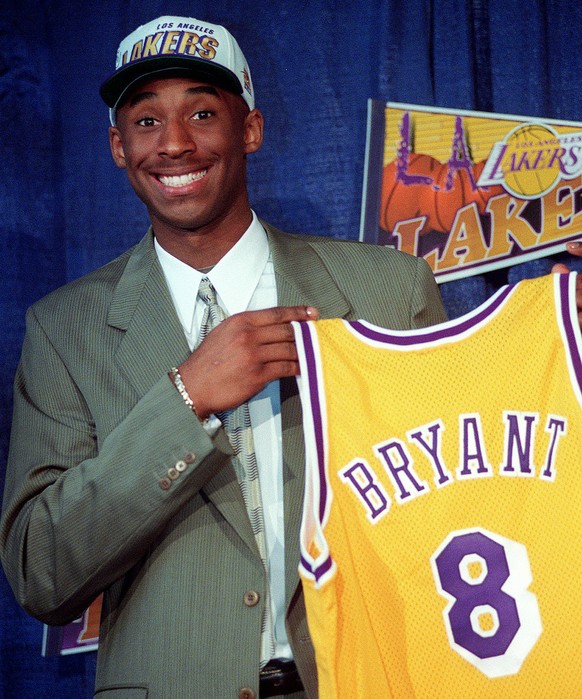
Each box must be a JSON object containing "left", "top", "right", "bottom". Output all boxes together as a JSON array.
[{"left": 169, "top": 367, "right": 206, "bottom": 423}]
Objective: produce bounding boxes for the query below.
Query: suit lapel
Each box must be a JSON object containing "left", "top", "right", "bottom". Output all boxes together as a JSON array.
[
  {"left": 108, "top": 232, "right": 190, "bottom": 395},
  {"left": 108, "top": 232, "right": 257, "bottom": 556},
  {"left": 266, "top": 223, "right": 352, "bottom": 319},
  {"left": 264, "top": 224, "right": 353, "bottom": 608}
]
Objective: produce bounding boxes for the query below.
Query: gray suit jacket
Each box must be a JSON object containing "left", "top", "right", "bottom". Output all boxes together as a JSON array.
[{"left": 0, "top": 223, "right": 446, "bottom": 698}]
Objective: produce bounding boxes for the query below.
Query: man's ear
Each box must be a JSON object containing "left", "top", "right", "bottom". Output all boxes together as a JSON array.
[
  {"left": 244, "top": 108, "right": 264, "bottom": 155},
  {"left": 108, "top": 126, "right": 127, "bottom": 169}
]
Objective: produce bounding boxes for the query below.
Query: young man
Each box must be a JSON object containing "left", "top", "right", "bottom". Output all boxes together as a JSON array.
[{"left": 1, "top": 15, "right": 579, "bottom": 699}]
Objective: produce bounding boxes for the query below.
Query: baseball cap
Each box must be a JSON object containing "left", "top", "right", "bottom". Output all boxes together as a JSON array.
[{"left": 100, "top": 16, "right": 255, "bottom": 125}]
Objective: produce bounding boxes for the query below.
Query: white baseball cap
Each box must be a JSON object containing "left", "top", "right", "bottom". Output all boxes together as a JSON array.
[{"left": 100, "top": 16, "right": 255, "bottom": 125}]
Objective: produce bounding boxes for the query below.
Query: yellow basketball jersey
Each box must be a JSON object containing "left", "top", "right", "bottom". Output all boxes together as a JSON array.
[{"left": 293, "top": 273, "right": 582, "bottom": 698}]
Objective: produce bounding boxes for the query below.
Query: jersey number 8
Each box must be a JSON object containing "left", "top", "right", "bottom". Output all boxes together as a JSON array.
[{"left": 431, "top": 527, "right": 542, "bottom": 678}]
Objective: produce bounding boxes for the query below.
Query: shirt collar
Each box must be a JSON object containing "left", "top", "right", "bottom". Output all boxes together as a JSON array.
[{"left": 154, "top": 212, "right": 270, "bottom": 335}]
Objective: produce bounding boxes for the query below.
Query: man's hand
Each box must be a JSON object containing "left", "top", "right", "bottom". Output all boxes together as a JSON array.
[
  {"left": 177, "top": 305, "right": 319, "bottom": 419},
  {"left": 551, "top": 241, "right": 582, "bottom": 327}
]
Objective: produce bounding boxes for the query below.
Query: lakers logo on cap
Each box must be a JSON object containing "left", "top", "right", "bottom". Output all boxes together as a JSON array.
[{"left": 120, "top": 31, "right": 219, "bottom": 66}]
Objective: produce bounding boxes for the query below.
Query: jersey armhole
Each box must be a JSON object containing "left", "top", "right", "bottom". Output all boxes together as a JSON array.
[
  {"left": 293, "top": 320, "right": 335, "bottom": 587},
  {"left": 555, "top": 272, "right": 582, "bottom": 407}
]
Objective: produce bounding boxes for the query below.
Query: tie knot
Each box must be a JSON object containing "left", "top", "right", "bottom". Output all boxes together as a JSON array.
[
  {"left": 198, "top": 277, "right": 218, "bottom": 307},
  {"left": 197, "top": 277, "right": 227, "bottom": 335}
]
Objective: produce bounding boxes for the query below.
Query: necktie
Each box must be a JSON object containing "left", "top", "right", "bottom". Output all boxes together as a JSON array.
[{"left": 196, "top": 277, "right": 276, "bottom": 665}]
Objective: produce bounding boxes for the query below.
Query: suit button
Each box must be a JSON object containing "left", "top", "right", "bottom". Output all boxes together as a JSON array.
[
  {"left": 243, "top": 590, "right": 260, "bottom": 607},
  {"left": 175, "top": 459, "right": 187, "bottom": 472},
  {"left": 159, "top": 477, "right": 171, "bottom": 490},
  {"left": 184, "top": 452, "right": 196, "bottom": 464},
  {"left": 238, "top": 689, "right": 256, "bottom": 699},
  {"left": 167, "top": 467, "right": 179, "bottom": 480}
]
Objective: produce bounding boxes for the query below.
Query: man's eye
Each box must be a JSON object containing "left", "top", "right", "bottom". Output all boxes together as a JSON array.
[
  {"left": 193, "top": 111, "right": 213, "bottom": 120},
  {"left": 136, "top": 116, "right": 157, "bottom": 127}
]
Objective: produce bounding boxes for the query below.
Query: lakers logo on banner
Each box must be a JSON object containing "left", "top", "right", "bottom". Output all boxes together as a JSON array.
[{"left": 361, "top": 101, "right": 582, "bottom": 282}]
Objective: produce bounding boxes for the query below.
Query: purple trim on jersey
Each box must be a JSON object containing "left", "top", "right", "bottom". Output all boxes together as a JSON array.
[
  {"left": 300, "top": 552, "right": 333, "bottom": 581},
  {"left": 298, "top": 322, "right": 327, "bottom": 520},
  {"left": 300, "top": 554, "right": 313, "bottom": 575},
  {"left": 298, "top": 322, "right": 334, "bottom": 583},
  {"left": 559, "top": 273, "right": 582, "bottom": 391},
  {"left": 350, "top": 284, "right": 514, "bottom": 346}
]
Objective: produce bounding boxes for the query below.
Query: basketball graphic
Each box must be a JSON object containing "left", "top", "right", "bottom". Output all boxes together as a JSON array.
[
  {"left": 501, "top": 123, "right": 561, "bottom": 199},
  {"left": 380, "top": 153, "right": 439, "bottom": 232},
  {"left": 423, "top": 162, "right": 476, "bottom": 233},
  {"left": 381, "top": 155, "right": 506, "bottom": 234}
]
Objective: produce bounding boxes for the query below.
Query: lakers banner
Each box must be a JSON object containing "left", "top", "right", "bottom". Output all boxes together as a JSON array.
[
  {"left": 360, "top": 100, "right": 582, "bottom": 282},
  {"left": 42, "top": 595, "right": 102, "bottom": 656}
]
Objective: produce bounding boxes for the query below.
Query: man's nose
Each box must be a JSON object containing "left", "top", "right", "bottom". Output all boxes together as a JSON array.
[{"left": 158, "top": 119, "right": 197, "bottom": 158}]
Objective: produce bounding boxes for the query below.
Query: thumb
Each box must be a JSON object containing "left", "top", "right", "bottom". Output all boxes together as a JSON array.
[{"left": 551, "top": 262, "right": 571, "bottom": 275}]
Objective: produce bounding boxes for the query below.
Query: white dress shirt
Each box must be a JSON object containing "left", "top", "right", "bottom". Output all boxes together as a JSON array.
[{"left": 155, "top": 213, "right": 292, "bottom": 659}]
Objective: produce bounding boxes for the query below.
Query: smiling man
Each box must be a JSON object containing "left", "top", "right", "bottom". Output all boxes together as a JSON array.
[
  {"left": 0, "top": 14, "right": 476, "bottom": 699},
  {"left": 108, "top": 78, "right": 263, "bottom": 270}
]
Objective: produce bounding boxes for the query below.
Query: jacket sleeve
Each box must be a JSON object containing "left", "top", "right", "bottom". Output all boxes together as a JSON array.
[
  {"left": 0, "top": 305, "right": 233, "bottom": 626},
  {"left": 410, "top": 256, "right": 449, "bottom": 328}
]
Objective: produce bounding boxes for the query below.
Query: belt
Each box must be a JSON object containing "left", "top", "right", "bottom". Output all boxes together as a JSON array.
[{"left": 259, "top": 658, "right": 304, "bottom": 697}]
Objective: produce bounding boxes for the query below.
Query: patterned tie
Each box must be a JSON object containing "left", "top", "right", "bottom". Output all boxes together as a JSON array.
[{"left": 196, "top": 277, "right": 276, "bottom": 665}]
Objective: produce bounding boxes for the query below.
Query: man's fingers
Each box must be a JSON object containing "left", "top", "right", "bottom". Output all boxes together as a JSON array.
[
  {"left": 552, "top": 240, "right": 582, "bottom": 274},
  {"left": 179, "top": 305, "right": 319, "bottom": 416},
  {"left": 554, "top": 263, "right": 582, "bottom": 330},
  {"left": 256, "top": 340, "right": 298, "bottom": 364},
  {"left": 244, "top": 305, "right": 319, "bottom": 326},
  {"left": 258, "top": 359, "right": 301, "bottom": 381},
  {"left": 214, "top": 305, "right": 318, "bottom": 348},
  {"left": 566, "top": 241, "right": 582, "bottom": 258},
  {"left": 250, "top": 321, "right": 297, "bottom": 345}
]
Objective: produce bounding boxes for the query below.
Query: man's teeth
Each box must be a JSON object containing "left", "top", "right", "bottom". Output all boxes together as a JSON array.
[{"left": 159, "top": 170, "right": 207, "bottom": 187}]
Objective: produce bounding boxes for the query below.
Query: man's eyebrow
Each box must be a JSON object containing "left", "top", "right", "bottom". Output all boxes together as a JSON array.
[
  {"left": 186, "top": 85, "right": 220, "bottom": 98},
  {"left": 127, "top": 84, "right": 220, "bottom": 108}
]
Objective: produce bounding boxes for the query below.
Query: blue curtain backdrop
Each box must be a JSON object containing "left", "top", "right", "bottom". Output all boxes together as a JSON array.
[{"left": 1, "top": 1, "right": 582, "bottom": 696}]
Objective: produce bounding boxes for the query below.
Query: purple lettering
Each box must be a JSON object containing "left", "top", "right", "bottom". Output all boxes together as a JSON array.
[
  {"left": 510, "top": 151, "right": 532, "bottom": 172},
  {"left": 541, "top": 416, "right": 567, "bottom": 481},
  {"left": 457, "top": 415, "right": 492, "bottom": 478},
  {"left": 396, "top": 112, "right": 433, "bottom": 186},
  {"left": 445, "top": 116, "right": 477, "bottom": 191},
  {"left": 407, "top": 420, "right": 453, "bottom": 487},
  {"left": 339, "top": 459, "right": 390, "bottom": 522},
  {"left": 548, "top": 148, "right": 567, "bottom": 171},
  {"left": 501, "top": 412, "right": 539, "bottom": 476},
  {"left": 374, "top": 439, "right": 428, "bottom": 503},
  {"left": 530, "top": 149, "right": 548, "bottom": 169},
  {"left": 479, "top": 144, "right": 507, "bottom": 184}
]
